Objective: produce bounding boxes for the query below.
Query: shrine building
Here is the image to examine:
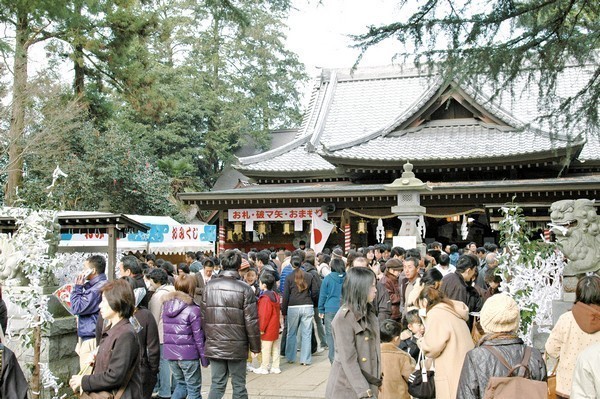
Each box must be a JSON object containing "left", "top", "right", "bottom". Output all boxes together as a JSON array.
[{"left": 179, "top": 64, "right": 600, "bottom": 252}]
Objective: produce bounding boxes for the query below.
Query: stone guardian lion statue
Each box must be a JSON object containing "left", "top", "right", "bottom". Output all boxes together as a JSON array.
[{"left": 549, "top": 199, "right": 600, "bottom": 276}]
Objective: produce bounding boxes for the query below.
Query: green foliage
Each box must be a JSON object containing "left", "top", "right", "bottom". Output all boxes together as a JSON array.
[
  {"left": 1, "top": 0, "right": 306, "bottom": 210},
  {"left": 351, "top": 0, "right": 600, "bottom": 137},
  {"left": 20, "top": 122, "right": 176, "bottom": 216}
]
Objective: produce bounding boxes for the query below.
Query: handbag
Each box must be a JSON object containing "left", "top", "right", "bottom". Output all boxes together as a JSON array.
[
  {"left": 546, "top": 354, "right": 558, "bottom": 399},
  {"left": 79, "top": 362, "right": 135, "bottom": 399},
  {"left": 407, "top": 350, "right": 436, "bottom": 399}
]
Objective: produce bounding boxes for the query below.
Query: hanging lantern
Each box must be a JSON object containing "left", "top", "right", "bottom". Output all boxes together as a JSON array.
[
  {"left": 226, "top": 229, "right": 233, "bottom": 242},
  {"left": 257, "top": 222, "right": 267, "bottom": 235},
  {"left": 385, "top": 229, "right": 394, "bottom": 239},
  {"left": 282, "top": 221, "right": 293, "bottom": 235},
  {"left": 357, "top": 219, "right": 367, "bottom": 234},
  {"left": 233, "top": 222, "right": 244, "bottom": 240}
]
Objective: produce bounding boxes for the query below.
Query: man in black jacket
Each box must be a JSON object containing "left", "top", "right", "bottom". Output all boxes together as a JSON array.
[{"left": 202, "top": 250, "right": 261, "bottom": 399}]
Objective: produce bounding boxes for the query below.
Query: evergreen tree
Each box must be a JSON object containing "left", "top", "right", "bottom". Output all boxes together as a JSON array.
[{"left": 352, "top": 0, "right": 599, "bottom": 136}]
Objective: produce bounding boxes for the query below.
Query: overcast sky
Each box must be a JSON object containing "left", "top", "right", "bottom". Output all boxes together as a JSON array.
[{"left": 285, "top": 0, "right": 403, "bottom": 74}]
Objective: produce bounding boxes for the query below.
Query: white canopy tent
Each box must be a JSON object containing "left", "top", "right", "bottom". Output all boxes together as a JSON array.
[{"left": 59, "top": 213, "right": 215, "bottom": 254}]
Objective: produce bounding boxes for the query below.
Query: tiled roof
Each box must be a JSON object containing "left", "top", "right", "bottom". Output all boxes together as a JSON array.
[
  {"left": 323, "top": 119, "right": 584, "bottom": 164},
  {"left": 236, "top": 144, "right": 335, "bottom": 174},
  {"left": 236, "top": 64, "right": 595, "bottom": 175}
]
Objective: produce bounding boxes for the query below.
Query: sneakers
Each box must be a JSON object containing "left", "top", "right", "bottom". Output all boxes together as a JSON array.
[
  {"left": 246, "top": 363, "right": 255, "bottom": 372},
  {"left": 270, "top": 368, "right": 281, "bottom": 374},
  {"left": 315, "top": 347, "right": 325, "bottom": 353},
  {"left": 253, "top": 367, "right": 269, "bottom": 375}
]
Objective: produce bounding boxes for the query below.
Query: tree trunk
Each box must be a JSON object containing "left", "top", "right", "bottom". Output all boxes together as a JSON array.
[
  {"left": 73, "top": 0, "right": 85, "bottom": 97},
  {"left": 5, "top": 9, "right": 29, "bottom": 205},
  {"left": 31, "top": 324, "right": 41, "bottom": 399}
]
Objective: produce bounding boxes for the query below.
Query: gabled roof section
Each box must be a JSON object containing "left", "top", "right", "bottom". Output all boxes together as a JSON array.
[
  {"left": 233, "top": 64, "right": 593, "bottom": 177},
  {"left": 327, "top": 79, "right": 530, "bottom": 152}
]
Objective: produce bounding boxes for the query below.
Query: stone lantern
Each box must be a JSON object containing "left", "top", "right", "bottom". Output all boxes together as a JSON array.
[{"left": 384, "top": 161, "right": 432, "bottom": 254}]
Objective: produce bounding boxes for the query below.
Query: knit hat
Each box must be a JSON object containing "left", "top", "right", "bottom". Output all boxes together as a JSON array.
[{"left": 480, "top": 294, "right": 520, "bottom": 333}]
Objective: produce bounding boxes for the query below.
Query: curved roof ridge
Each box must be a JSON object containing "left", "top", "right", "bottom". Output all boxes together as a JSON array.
[
  {"left": 307, "top": 71, "right": 338, "bottom": 152},
  {"left": 323, "top": 75, "right": 444, "bottom": 152},
  {"left": 236, "top": 135, "right": 311, "bottom": 166}
]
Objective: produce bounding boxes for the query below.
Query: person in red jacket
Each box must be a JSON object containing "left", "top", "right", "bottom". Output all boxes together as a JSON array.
[{"left": 253, "top": 272, "right": 282, "bottom": 375}]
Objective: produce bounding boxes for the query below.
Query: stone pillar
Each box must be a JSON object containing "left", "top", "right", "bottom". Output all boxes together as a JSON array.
[{"left": 5, "top": 286, "right": 79, "bottom": 399}]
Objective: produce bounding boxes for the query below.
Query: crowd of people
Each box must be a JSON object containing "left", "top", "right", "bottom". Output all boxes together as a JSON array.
[{"left": 52, "top": 240, "right": 600, "bottom": 399}]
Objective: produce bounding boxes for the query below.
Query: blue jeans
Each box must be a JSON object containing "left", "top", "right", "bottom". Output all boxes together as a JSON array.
[
  {"left": 169, "top": 359, "right": 202, "bottom": 399},
  {"left": 156, "top": 344, "right": 172, "bottom": 397},
  {"left": 324, "top": 312, "right": 336, "bottom": 363},
  {"left": 208, "top": 358, "right": 247, "bottom": 399},
  {"left": 285, "top": 305, "right": 314, "bottom": 364}
]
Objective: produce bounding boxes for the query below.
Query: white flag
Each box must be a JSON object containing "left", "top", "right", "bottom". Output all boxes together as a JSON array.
[{"left": 311, "top": 214, "right": 334, "bottom": 254}]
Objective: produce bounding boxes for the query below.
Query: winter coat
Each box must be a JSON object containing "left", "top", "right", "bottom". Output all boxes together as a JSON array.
[
  {"left": 0, "top": 344, "right": 28, "bottom": 399},
  {"left": 545, "top": 302, "right": 600, "bottom": 396},
  {"left": 418, "top": 300, "right": 474, "bottom": 399},
  {"left": 162, "top": 291, "right": 208, "bottom": 366},
  {"left": 571, "top": 341, "right": 600, "bottom": 398},
  {"left": 279, "top": 265, "right": 293, "bottom": 294},
  {"left": 376, "top": 279, "right": 392, "bottom": 322},
  {"left": 281, "top": 269, "right": 319, "bottom": 315},
  {"left": 194, "top": 272, "right": 205, "bottom": 305},
  {"left": 257, "top": 290, "right": 281, "bottom": 341},
  {"left": 440, "top": 272, "right": 469, "bottom": 307},
  {"left": 96, "top": 309, "right": 161, "bottom": 375},
  {"left": 201, "top": 269, "right": 261, "bottom": 360},
  {"left": 82, "top": 318, "right": 142, "bottom": 399},
  {"left": 399, "top": 334, "right": 420, "bottom": 362},
  {"left": 303, "top": 262, "right": 321, "bottom": 292},
  {"left": 457, "top": 337, "right": 547, "bottom": 399},
  {"left": 379, "top": 342, "right": 414, "bottom": 399},
  {"left": 70, "top": 273, "right": 108, "bottom": 339},
  {"left": 379, "top": 273, "right": 401, "bottom": 321},
  {"left": 326, "top": 305, "right": 381, "bottom": 399},
  {"left": 148, "top": 284, "right": 175, "bottom": 343},
  {"left": 318, "top": 271, "right": 345, "bottom": 314}
]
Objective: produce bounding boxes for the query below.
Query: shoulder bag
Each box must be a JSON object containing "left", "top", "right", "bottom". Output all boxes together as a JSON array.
[
  {"left": 407, "top": 349, "right": 436, "bottom": 399},
  {"left": 79, "top": 364, "right": 135, "bottom": 399}
]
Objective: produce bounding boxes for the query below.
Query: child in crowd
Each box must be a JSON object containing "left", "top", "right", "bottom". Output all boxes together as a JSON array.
[
  {"left": 254, "top": 273, "right": 282, "bottom": 374},
  {"left": 380, "top": 319, "right": 415, "bottom": 399},
  {"left": 244, "top": 268, "right": 260, "bottom": 297},
  {"left": 399, "top": 309, "right": 424, "bottom": 362},
  {"left": 483, "top": 268, "right": 502, "bottom": 300}
]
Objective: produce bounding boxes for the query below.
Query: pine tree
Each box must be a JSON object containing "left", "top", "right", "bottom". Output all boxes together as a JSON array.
[{"left": 352, "top": 0, "right": 600, "bottom": 137}]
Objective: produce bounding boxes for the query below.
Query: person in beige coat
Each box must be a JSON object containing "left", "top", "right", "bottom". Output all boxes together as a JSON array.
[
  {"left": 416, "top": 285, "right": 474, "bottom": 399},
  {"left": 326, "top": 267, "right": 381, "bottom": 399},
  {"left": 571, "top": 342, "right": 600, "bottom": 398},
  {"left": 545, "top": 275, "right": 600, "bottom": 399}
]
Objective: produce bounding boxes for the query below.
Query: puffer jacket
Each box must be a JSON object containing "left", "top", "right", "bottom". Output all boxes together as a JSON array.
[
  {"left": 457, "top": 337, "right": 547, "bottom": 399},
  {"left": 162, "top": 291, "right": 208, "bottom": 366},
  {"left": 201, "top": 269, "right": 261, "bottom": 359}
]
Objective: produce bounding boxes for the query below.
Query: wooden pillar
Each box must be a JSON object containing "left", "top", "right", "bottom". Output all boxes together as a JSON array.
[
  {"left": 218, "top": 210, "right": 225, "bottom": 255},
  {"left": 107, "top": 226, "right": 116, "bottom": 281}
]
